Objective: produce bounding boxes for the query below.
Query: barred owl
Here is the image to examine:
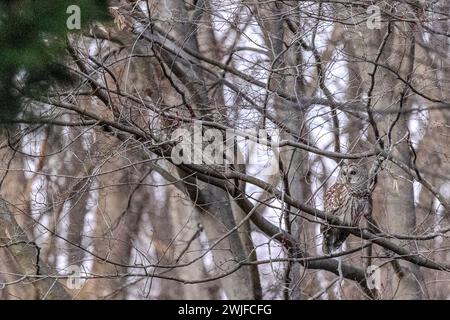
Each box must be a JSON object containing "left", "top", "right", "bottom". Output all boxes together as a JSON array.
[{"left": 321, "top": 163, "right": 370, "bottom": 254}]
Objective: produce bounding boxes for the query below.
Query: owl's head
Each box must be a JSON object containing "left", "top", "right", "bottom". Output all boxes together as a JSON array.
[{"left": 337, "top": 162, "right": 368, "bottom": 192}]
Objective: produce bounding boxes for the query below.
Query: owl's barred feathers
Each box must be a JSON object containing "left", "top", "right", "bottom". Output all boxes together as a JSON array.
[
  {"left": 325, "top": 183, "right": 347, "bottom": 213},
  {"left": 321, "top": 163, "right": 370, "bottom": 254}
]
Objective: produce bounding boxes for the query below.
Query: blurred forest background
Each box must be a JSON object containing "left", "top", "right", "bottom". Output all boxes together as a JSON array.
[{"left": 0, "top": 0, "right": 449, "bottom": 299}]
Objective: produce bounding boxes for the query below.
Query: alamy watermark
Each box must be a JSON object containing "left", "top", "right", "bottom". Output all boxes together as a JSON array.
[
  {"left": 65, "top": 264, "right": 83, "bottom": 290},
  {"left": 366, "top": 264, "right": 381, "bottom": 290},
  {"left": 367, "top": 5, "right": 382, "bottom": 29},
  {"left": 66, "top": 5, "right": 81, "bottom": 30},
  {"left": 170, "top": 122, "right": 280, "bottom": 176}
]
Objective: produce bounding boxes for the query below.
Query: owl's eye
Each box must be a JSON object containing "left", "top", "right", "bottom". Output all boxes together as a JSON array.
[
  {"left": 342, "top": 171, "right": 347, "bottom": 176},
  {"left": 349, "top": 170, "right": 357, "bottom": 175}
]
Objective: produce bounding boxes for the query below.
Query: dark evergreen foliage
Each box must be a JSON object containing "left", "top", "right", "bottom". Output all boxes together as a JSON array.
[{"left": 0, "top": 0, "right": 110, "bottom": 121}]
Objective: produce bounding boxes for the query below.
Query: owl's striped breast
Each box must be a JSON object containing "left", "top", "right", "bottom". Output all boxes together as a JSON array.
[{"left": 325, "top": 183, "right": 369, "bottom": 225}]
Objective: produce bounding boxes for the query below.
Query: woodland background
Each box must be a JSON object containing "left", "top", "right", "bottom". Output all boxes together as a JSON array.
[{"left": 0, "top": 0, "right": 449, "bottom": 299}]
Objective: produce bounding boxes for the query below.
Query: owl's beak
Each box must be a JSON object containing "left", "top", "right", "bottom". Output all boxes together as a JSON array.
[{"left": 345, "top": 174, "right": 350, "bottom": 183}]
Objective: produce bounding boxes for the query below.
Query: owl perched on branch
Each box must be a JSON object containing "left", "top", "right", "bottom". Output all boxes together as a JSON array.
[{"left": 321, "top": 162, "right": 370, "bottom": 254}]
